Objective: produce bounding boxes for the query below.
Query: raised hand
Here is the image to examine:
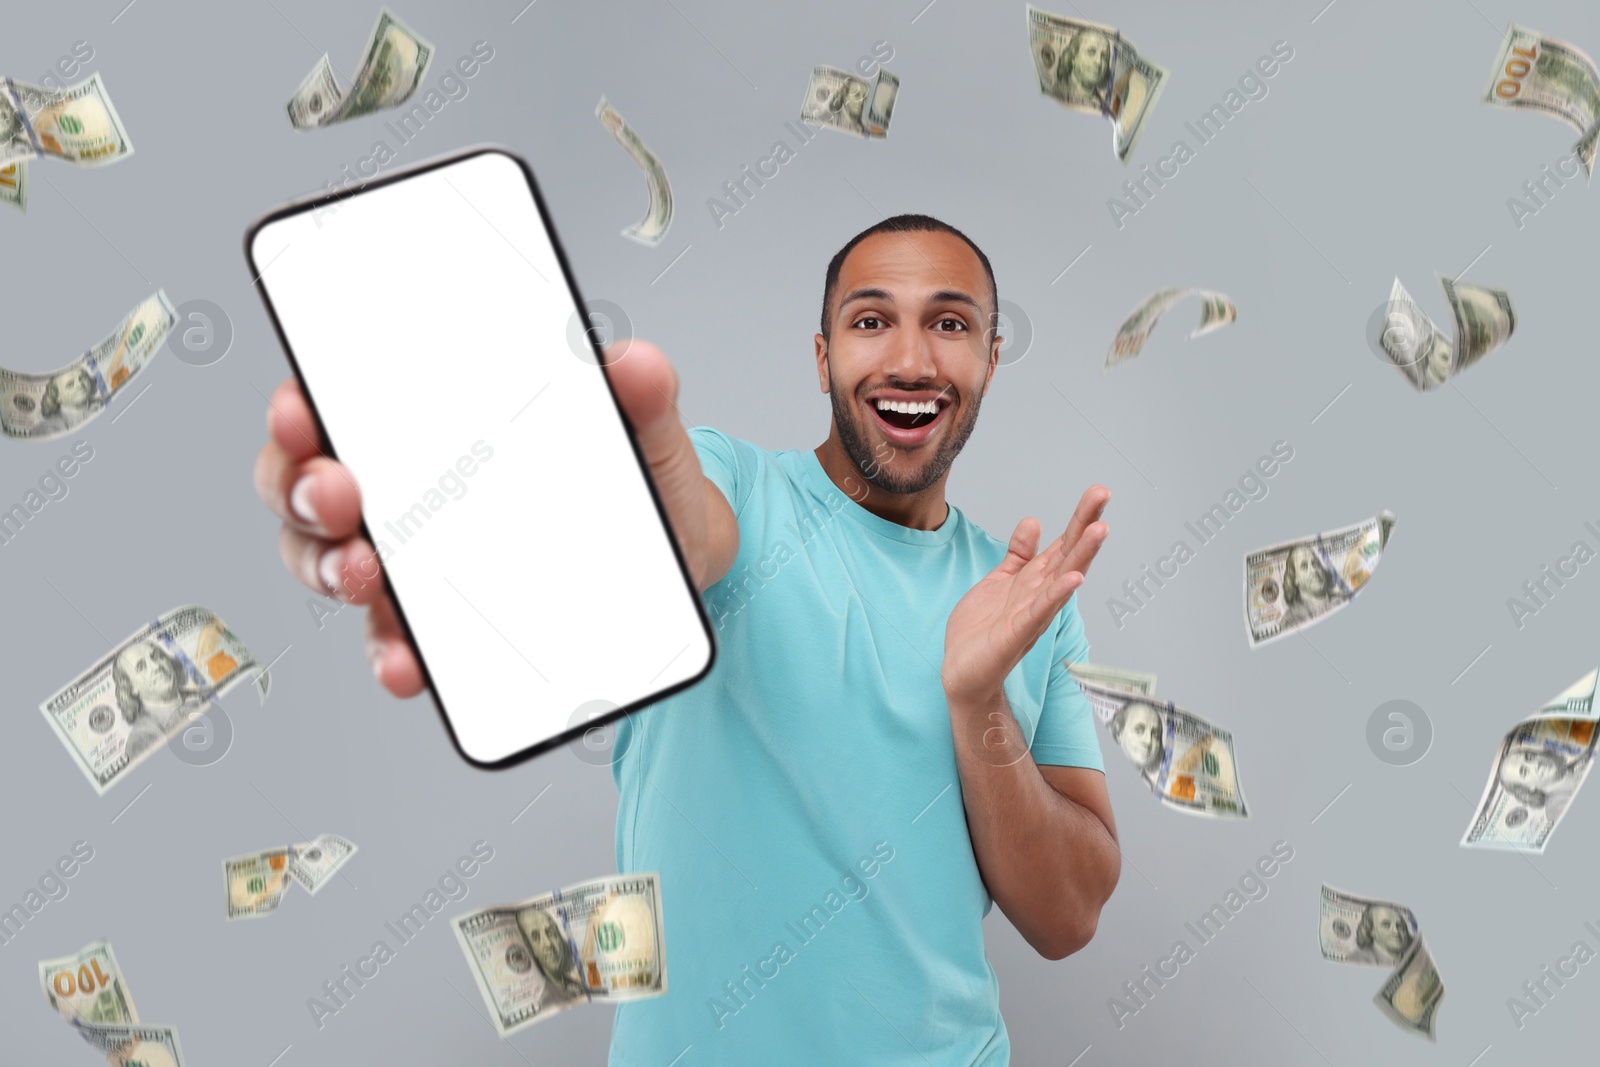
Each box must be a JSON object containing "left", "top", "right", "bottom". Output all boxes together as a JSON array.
[{"left": 941, "top": 486, "right": 1109, "bottom": 705}]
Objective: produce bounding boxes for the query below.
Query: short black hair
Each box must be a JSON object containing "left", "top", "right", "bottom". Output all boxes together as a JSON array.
[{"left": 819, "top": 214, "right": 998, "bottom": 342}]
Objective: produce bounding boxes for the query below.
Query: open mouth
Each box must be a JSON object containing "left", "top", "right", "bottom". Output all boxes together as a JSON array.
[{"left": 867, "top": 392, "right": 952, "bottom": 444}]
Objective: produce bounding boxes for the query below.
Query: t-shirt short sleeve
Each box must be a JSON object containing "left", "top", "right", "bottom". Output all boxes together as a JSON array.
[
  {"left": 1029, "top": 595, "right": 1106, "bottom": 770},
  {"left": 688, "top": 425, "right": 760, "bottom": 518}
]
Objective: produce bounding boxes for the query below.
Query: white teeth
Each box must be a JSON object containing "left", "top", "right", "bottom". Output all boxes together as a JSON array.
[{"left": 875, "top": 398, "right": 938, "bottom": 415}]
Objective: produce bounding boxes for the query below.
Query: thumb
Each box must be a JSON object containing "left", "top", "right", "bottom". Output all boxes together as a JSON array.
[{"left": 602, "top": 340, "right": 682, "bottom": 457}]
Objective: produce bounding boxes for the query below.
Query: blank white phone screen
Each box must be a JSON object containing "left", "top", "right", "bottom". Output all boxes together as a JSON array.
[{"left": 250, "top": 149, "right": 712, "bottom": 765}]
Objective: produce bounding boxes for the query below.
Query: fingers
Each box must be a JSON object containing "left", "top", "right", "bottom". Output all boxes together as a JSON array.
[
  {"left": 1060, "top": 485, "right": 1110, "bottom": 550},
  {"left": 999, "top": 516, "right": 1043, "bottom": 576},
  {"left": 265, "top": 379, "right": 324, "bottom": 461},
  {"left": 365, "top": 597, "right": 426, "bottom": 698},
  {"left": 278, "top": 526, "right": 387, "bottom": 604},
  {"left": 1060, "top": 519, "right": 1109, "bottom": 578},
  {"left": 255, "top": 450, "right": 364, "bottom": 540}
]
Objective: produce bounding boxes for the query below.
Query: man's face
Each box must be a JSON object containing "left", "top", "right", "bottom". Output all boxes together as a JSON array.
[
  {"left": 526, "top": 911, "right": 567, "bottom": 975},
  {"left": 118, "top": 641, "right": 180, "bottom": 704},
  {"left": 1501, "top": 747, "right": 1565, "bottom": 791},
  {"left": 1118, "top": 703, "right": 1161, "bottom": 766},
  {"left": 1068, "top": 32, "right": 1110, "bottom": 91},
  {"left": 1367, "top": 906, "right": 1411, "bottom": 957},
  {"left": 1288, "top": 546, "right": 1327, "bottom": 598},
  {"left": 818, "top": 231, "right": 996, "bottom": 495}
]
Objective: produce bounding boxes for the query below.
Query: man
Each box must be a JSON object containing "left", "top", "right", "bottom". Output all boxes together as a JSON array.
[
  {"left": 254, "top": 214, "right": 1120, "bottom": 1064},
  {"left": 1109, "top": 700, "right": 1163, "bottom": 775},
  {"left": 1353, "top": 903, "right": 1413, "bottom": 967}
]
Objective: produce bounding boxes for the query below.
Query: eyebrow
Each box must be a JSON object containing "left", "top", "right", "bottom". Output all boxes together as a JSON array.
[{"left": 838, "top": 287, "right": 984, "bottom": 314}]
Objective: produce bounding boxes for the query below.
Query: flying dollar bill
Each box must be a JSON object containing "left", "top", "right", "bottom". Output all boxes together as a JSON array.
[
  {"left": 0, "top": 160, "right": 25, "bottom": 212},
  {"left": 1026, "top": 5, "right": 1168, "bottom": 162},
  {"left": 595, "top": 96, "right": 673, "bottom": 246},
  {"left": 1245, "top": 512, "right": 1395, "bottom": 646},
  {"left": 2, "top": 73, "right": 135, "bottom": 167},
  {"left": 453, "top": 872, "right": 666, "bottom": 1036},
  {"left": 1319, "top": 884, "right": 1419, "bottom": 968},
  {"left": 0, "top": 291, "right": 176, "bottom": 441},
  {"left": 1377, "top": 274, "right": 1515, "bottom": 392},
  {"left": 41, "top": 941, "right": 186, "bottom": 1065},
  {"left": 39, "top": 605, "right": 271, "bottom": 795},
  {"left": 1482, "top": 25, "right": 1600, "bottom": 179},
  {"left": 1105, "top": 287, "right": 1236, "bottom": 369},
  {"left": 224, "top": 848, "right": 292, "bottom": 920},
  {"left": 800, "top": 65, "right": 899, "bottom": 138},
  {"left": 1462, "top": 667, "right": 1597, "bottom": 853},
  {"left": 1072, "top": 677, "right": 1248, "bottom": 817},
  {"left": 287, "top": 7, "right": 433, "bottom": 129},
  {"left": 40, "top": 939, "right": 138, "bottom": 1025},
  {"left": 1318, "top": 885, "right": 1443, "bottom": 1040},
  {"left": 1065, "top": 660, "right": 1156, "bottom": 695},
  {"left": 288, "top": 833, "right": 359, "bottom": 894}
]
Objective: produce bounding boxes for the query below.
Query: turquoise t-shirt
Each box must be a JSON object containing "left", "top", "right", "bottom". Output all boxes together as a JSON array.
[{"left": 610, "top": 427, "right": 1105, "bottom": 1066}]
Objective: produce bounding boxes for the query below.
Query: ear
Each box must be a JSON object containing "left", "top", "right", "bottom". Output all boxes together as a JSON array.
[{"left": 814, "top": 333, "right": 830, "bottom": 394}]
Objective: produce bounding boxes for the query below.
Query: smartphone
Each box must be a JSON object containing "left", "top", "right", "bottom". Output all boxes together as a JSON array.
[{"left": 245, "top": 146, "right": 714, "bottom": 767}]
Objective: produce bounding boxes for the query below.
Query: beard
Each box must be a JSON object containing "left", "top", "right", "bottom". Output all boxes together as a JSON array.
[{"left": 828, "top": 366, "right": 981, "bottom": 495}]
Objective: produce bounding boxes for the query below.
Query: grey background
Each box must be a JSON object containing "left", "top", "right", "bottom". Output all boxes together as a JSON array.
[{"left": 3, "top": 0, "right": 1597, "bottom": 1063}]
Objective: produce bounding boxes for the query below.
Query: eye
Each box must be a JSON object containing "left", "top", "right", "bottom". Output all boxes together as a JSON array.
[
  {"left": 853, "top": 315, "right": 885, "bottom": 331},
  {"left": 934, "top": 317, "right": 966, "bottom": 332}
]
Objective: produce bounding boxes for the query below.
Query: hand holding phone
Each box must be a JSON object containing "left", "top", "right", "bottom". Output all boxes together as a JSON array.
[{"left": 247, "top": 148, "right": 722, "bottom": 766}]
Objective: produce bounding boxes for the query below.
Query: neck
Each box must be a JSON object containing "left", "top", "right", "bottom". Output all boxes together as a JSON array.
[{"left": 813, "top": 431, "right": 950, "bottom": 532}]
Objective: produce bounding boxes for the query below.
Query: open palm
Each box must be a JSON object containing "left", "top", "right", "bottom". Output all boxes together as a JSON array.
[{"left": 942, "top": 486, "right": 1109, "bottom": 704}]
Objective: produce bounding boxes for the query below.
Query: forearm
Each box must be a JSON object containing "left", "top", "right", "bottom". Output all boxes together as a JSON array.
[{"left": 946, "top": 684, "right": 1121, "bottom": 959}]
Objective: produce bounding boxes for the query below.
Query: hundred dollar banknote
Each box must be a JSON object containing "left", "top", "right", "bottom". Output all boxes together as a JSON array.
[
  {"left": 1065, "top": 660, "right": 1156, "bottom": 695},
  {"left": 1027, "top": 5, "right": 1168, "bottom": 162},
  {"left": 287, "top": 7, "right": 433, "bottom": 129},
  {"left": 1, "top": 290, "right": 175, "bottom": 441},
  {"left": 1073, "top": 678, "right": 1248, "bottom": 817},
  {"left": 1245, "top": 512, "right": 1395, "bottom": 646},
  {"left": 453, "top": 872, "right": 666, "bottom": 1036},
  {"left": 39, "top": 605, "right": 270, "bottom": 795},
  {"left": 1319, "top": 884, "right": 1419, "bottom": 968},
  {"left": 1374, "top": 937, "right": 1444, "bottom": 1042},
  {"left": 224, "top": 848, "right": 292, "bottom": 920},
  {"left": 2, "top": 73, "right": 135, "bottom": 167},
  {"left": 1105, "top": 287, "right": 1236, "bottom": 369},
  {"left": 1318, "top": 884, "right": 1442, "bottom": 1040},
  {"left": 40, "top": 939, "right": 138, "bottom": 1026},
  {"left": 41, "top": 941, "right": 186, "bottom": 1065},
  {"left": 1462, "top": 666, "right": 1597, "bottom": 853},
  {"left": 800, "top": 65, "right": 899, "bottom": 138},
  {"left": 596, "top": 96, "right": 673, "bottom": 246},
  {"left": 289, "top": 833, "right": 359, "bottom": 894},
  {"left": 0, "top": 160, "right": 25, "bottom": 211},
  {"left": 1482, "top": 25, "right": 1600, "bottom": 178},
  {"left": 1378, "top": 274, "right": 1515, "bottom": 392}
]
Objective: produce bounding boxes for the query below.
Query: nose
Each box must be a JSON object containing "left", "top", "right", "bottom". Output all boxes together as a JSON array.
[{"left": 882, "top": 322, "right": 938, "bottom": 384}]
